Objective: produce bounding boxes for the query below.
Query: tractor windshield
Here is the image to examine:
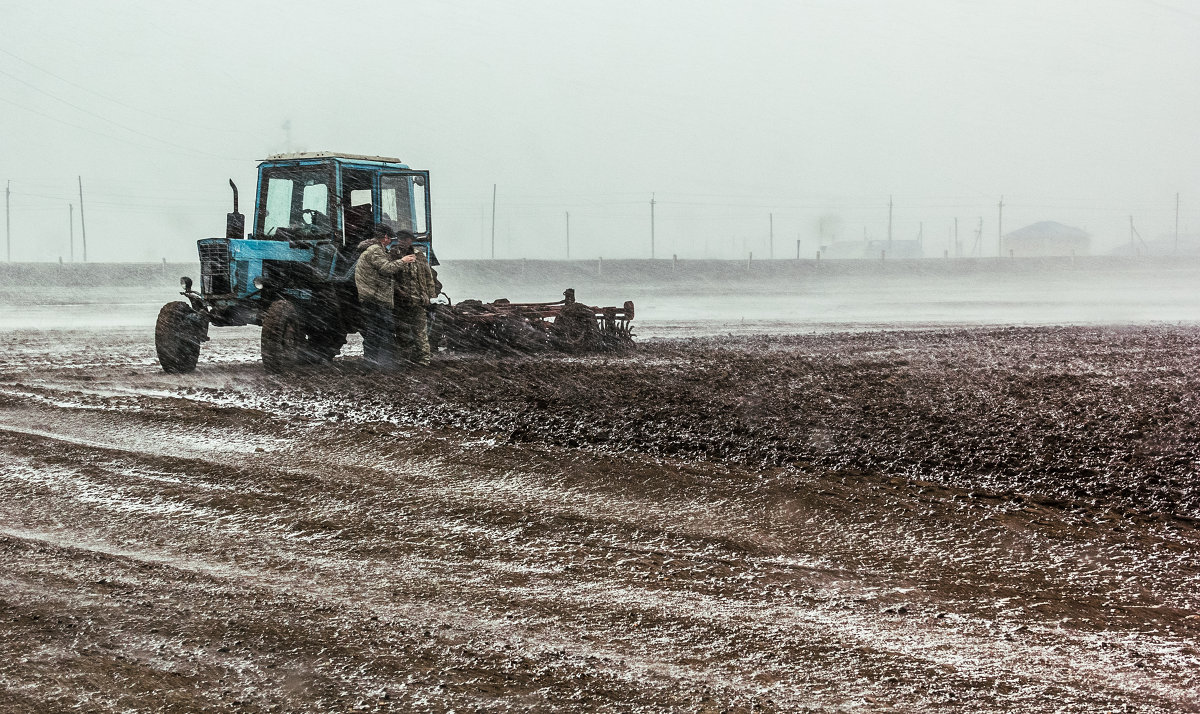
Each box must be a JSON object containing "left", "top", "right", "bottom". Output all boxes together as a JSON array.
[{"left": 257, "top": 166, "right": 336, "bottom": 239}]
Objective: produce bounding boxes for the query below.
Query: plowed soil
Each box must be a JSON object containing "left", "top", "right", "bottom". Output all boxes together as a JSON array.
[{"left": 1, "top": 324, "right": 1198, "bottom": 712}]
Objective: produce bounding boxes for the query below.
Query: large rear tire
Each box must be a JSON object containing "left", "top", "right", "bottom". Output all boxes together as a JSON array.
[
  {"left": 156, "top": 301, "right": 204, "bottom": 373},
  {"left": 261, "top": 300, "right": 304, "bottom": 373}
]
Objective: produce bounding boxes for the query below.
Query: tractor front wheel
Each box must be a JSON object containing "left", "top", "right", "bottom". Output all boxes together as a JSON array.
[
  {"left": 156, "top": 301, "right": 206, "bottom": 373},
  {"left": 261, "top": 300, "right": 304, "bottom": 373}
]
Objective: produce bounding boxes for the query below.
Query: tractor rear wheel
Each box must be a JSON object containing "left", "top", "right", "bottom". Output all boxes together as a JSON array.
[
  {"left": 155, "top": 301, "right": 205, "bottom": 373},
  {"left": 261, "top": 300, "right": 304, "bottom": 373}
]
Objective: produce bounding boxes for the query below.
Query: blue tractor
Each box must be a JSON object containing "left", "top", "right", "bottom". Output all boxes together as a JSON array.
[{"left": 155, "top": 152, "right": 435, "bottom": 373}]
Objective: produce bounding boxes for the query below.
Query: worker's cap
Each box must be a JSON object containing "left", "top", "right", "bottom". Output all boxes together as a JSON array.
[
  {"left": 373, "top": 224, "right": 395, "bottom": 240},
  {"left": 395, "top": 230, "right": 416, "bottom": 243}
]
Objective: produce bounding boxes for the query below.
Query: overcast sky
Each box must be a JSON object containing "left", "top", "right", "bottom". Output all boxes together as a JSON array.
[{"left": 2, "top": 0, "right": 1197, "bottom": 262}]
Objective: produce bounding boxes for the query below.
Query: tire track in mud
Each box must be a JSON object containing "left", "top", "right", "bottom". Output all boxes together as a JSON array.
[
  {"left": 16, "top": 372, "right": 1198, "bottom": 624},
  {"left": 0, "top": 426, "right": 766, "bottom": 710},
  {"left": 1, "top": 383, "right": 1198, "bottom": 712},
  {"left": 5, "top": 386, "right": 1198, "bottom": 631}
]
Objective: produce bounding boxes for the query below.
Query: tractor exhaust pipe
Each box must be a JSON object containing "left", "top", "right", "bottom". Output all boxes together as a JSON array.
[{"left": 226, "top": 179, "right": 245, "bottom": 239}]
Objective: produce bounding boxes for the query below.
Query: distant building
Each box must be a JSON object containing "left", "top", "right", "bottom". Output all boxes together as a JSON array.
[
  {"left": 1001, "top": 221, "right": 1090, "bottom": 257},
  {"left": 821, "top": 239, "right": 923, "bottom": 259}
]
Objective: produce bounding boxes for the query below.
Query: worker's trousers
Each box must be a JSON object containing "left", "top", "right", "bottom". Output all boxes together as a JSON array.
[
  {"left": 394, "top": 302, "right": 431, "bottom": 366},
  {"left": 360, "top": 299, "right": 395, "bottom": 368}
]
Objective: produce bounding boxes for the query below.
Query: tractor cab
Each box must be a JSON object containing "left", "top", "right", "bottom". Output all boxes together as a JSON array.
[{"left": 248, "top": 152, "right": 434, "bottom": 259}]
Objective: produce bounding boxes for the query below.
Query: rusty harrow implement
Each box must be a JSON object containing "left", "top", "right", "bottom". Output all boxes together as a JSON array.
[{"left": 431, "top": 288, "right": 635, "bottom": 354}]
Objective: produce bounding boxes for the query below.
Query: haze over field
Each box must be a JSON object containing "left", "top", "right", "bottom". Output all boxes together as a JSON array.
[
  {"left": 1, "top": 0, "right": 1197, "bottom": 263},
  {"left": 4, "top": 6, "right": 1200, "bottom": 710},
  {"left": 1, "top": 260, "right": 1197, "bottom": 336}
]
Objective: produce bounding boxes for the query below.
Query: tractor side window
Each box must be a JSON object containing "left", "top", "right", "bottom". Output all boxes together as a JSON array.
[
  {"left": 263, "top": 177, "right": 294, "bottom": 234},
  {"left": 341, "top": 170, "right": 376, "bottom": 248},
  {"left": 257, "top": 167, "right": 335, "bottom": 237},
  {"left": 381, "top": 175, "right": 428, "bottom": 235}
]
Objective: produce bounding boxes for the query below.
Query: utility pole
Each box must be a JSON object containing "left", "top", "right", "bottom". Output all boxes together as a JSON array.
[
  {"left": 649, "top": 193, "right": 656, "bottom": 259},
  {"left": 78, "top": 176, "right": 88, "bottom": 262},
  {"left": 954, "top": 217, "right": 959, "bottom": 257},
  {"left": 565, "top": 211, "right": 570, "bottom": 260},
  {"left": 1176, "top": 193, "right": 1180, "bottom": 254},
  {"left": 489, "top": 183, "right": 496, "bottom": 259},
  {"left": 887, "top": 195, "right": 893, "bottom": 248},
  {"left": 5, "top": 180, "right": 9, "bottom": 263},
  {"left": 1129, "top": 215, "right": 1148, "bottom": 255},
  {"left": 69, "top": 204, "right": 74, "bottom": 262},
  {"left": 769, "top": 213, "right": 774, "bottom": 259},
  {"left": 1130, "top": 215, "right": 1146, "bottom": 255},
  {"left": 997, "top": 195, "right": 1004, "bottom": 258}
]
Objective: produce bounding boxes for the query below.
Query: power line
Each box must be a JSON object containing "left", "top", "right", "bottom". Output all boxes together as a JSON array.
[
  {"left": 0, "top": 67, "right": 243, "bottom": 161},
  {"left": 0, "top": 94, "right": 175, "bottom": 155},
  {"left": 0, "top": 46, "right": 258, "bottom": 137}
]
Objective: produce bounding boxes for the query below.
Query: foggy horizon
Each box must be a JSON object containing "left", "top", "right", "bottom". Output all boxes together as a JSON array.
[{"left": 2, "top": 0, "right": 1197, "bottom": 262}]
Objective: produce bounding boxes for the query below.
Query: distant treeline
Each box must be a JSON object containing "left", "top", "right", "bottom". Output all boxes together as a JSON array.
[{"left": 0, "top": 255, "right": 1196, "bottom": 288}]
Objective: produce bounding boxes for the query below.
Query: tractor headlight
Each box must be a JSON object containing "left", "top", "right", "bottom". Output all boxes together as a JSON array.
[{"left": 253, "top": 276, "right": 265, "bottom": 291}]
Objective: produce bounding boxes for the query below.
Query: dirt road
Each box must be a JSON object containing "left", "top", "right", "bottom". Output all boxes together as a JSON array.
[{"left": 1, "top": 324, "right": 1198, "bottom": 712}]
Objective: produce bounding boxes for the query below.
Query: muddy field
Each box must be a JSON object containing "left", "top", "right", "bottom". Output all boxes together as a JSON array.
[{"left": 1, "top": 321, "right": 1199, "bottom": 712}]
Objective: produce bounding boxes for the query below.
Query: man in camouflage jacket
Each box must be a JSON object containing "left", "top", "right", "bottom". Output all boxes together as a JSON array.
[
  {"left": 390, "top": 230, "right": 439, "bottom": 366},
  {"left": 354, "top": 225, "right": 405, "bottom": 367}
]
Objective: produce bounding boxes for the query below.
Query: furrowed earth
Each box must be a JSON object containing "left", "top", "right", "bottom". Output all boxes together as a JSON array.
[{"left": 1, "top": 323, "right": 1198, "bottom": 712}]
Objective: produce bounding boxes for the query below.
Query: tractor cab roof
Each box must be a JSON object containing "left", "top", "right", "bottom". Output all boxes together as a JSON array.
[{"left": 259, "top": 152, "right": 409, "bottom": 168}]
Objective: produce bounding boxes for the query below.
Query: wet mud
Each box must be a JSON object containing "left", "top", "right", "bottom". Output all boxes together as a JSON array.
[{"left": 0, "top": 324, "right": 1198, "bottom": 712}]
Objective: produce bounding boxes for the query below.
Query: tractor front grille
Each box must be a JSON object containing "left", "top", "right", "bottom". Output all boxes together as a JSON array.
[{"left": 199, "top": 242, "right": 232, "bottom": 295}]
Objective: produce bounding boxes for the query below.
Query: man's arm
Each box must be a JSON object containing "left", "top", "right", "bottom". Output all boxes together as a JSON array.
[
  {"left": 424, "top": 264, "right": 439, "bottom": 299},
  {"left": 367, "top": 246, "right": 405, "bottom": 277}
]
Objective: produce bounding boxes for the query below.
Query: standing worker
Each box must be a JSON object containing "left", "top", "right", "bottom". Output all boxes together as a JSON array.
[
  {"left": 354, "top": 224, "right": 405, "bottom": 368},
  {"left": 391, "top": 230, "right": 439, "bottom": 366}
]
